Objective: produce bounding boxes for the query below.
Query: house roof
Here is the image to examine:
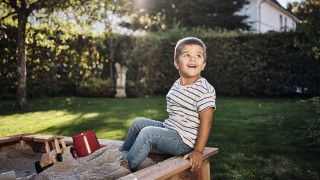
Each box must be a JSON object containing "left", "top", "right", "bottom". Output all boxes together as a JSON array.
[
  {"left": 268, "top": 0, "right": 300, "bottom": 22},
  {"left": 270, "top": 0, "right": 285, "bottom": 7}
]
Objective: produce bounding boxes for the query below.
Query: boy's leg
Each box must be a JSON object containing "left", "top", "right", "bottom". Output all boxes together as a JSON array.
[
  {"left": 123, "top": 126, "right": 192, "bottom": 172},
  {"left": 120, "top": 118, "right": 163, "bottom": 152}
]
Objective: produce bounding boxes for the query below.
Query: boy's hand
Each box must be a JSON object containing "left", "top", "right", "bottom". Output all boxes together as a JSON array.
[{"left": 183, "top": 150, "right": 203, "bottom": 171}]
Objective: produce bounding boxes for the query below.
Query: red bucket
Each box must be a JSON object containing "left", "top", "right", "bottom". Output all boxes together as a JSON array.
[{"left": 72, "top": 130, "right": 100, "bottom": 157}]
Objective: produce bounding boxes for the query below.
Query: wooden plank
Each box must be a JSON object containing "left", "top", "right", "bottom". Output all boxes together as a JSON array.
[
  {"left": 166, "top": 168, "right": 198, "bottom": 180},
  {"left": 120, "top": 147, "right": 219, "bottom": 180},
  {"left": 21, "top": 134, "right": 40, "bottom": 141},
  {"left": 0, "top": 144, "right": 19, "bottom": 151},
  {"left": 0, "top": 134, "right": 23, "bottom": 144},
  {"left": 118, "top": 156, "right": 192, "bottom": 180},
  {"left": 63, "top": 136, "right": 73, "bottom": 145},
  {"left": 33, "top": 135, "right": 55, "bottom": 142},
  {"left": 63, "top": 136, "right": 122, "bottom": 147},
  {"left": 164, "top": 160, "right": 210, "bottom": 180},
  {"left": 0, "top": 134, "right": 26, "bottom": 152}
]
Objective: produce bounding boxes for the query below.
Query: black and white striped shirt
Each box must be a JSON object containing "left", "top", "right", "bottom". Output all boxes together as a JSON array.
[{"left": 163, "top": 77, "right": 216, "bottom": 148}]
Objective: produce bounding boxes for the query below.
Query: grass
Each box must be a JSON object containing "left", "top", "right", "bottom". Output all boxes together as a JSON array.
[{"left": 0, "top": 96, "right": 319, "bottom": 179}]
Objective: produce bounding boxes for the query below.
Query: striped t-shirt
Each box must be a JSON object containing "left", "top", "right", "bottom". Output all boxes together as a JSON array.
[{"left": 163, "top": 77, "right": 216, "bottom": 148}]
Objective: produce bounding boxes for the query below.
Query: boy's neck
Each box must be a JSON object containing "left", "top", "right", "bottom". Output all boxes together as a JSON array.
[{"left": 180, "top": 76, "right": 201, "bottom": 86}]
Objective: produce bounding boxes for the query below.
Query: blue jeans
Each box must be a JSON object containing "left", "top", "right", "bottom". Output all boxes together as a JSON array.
[{"left": 119, "top": 118, "right": 192, "bottom": 172}]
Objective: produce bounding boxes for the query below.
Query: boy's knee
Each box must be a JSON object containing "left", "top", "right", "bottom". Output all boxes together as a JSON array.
[
  {"left": 140, "top": 127, "right": 154, "bottom": 139},
  {"left": 134, "top": 118, "right": 146, "bottom": 124},
  {"left": 131, "top": 118, "right": 144, "bottom": 127}
]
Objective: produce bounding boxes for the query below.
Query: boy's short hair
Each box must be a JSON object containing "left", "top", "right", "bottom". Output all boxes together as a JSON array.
[{"left": 174, "top": 37, "right": 207, "bottom": 60}]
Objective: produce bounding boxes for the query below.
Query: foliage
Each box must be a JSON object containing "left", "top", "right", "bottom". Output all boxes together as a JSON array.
[
  {"left": 121, "top": 35, "right": 165, "bottom": 96},
  {"left": 76, "top": 77, "right": 114, "bottom": 97},
  {"left": 1, "top": 0, "right": 319, "bottom": 106},
  {"left": 289, "top": 0, "right": 320, "bottom": 59},
  {"left": 121, "top": 25, "right": 247, "bottom": 95},
  {"left": 124, "top": 29, "right": 320, "bottom": 97},
  {"left": 0, "top": 26, "right": 17, "bottom": 99},
  {"left": 26, "top": 28, "right": 108, "bottom": 97},
  {"left": 127, "top": 0, "right": 250, "bottom": 31},
  {"left": 0, "top": 0, "right": 133, "bottom": 108},
  {"left": 125, "top": 80, "right": 138, "bottom": 97},
  {"left": 203, "top": 32, "right": 320, "bottom": 97},
  {"left": 1, "top": 26, "right": 319, "bottom": 98},
  {"left": 0, "top": 0, "right": 105, "bottom": 109}
]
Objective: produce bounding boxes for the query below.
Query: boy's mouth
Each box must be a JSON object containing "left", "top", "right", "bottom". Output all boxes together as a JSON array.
[{"left": 187, "top": 64, "right": 197, "bottom": 68}]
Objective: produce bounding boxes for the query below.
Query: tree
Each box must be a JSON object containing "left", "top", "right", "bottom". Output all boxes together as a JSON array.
[
  {"left": 127, "top": 0, "right": 249, "bottom": 31},
  {"left": 0, "top": 0, "right": 103, "bottom": 109},
  {"left": 288, "top": 0, "right": 320, "bottom": 59}
]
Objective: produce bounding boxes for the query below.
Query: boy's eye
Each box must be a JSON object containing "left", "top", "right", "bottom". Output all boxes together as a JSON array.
[{"left": 180, "top": 53, "right": 204, "bottom": 60}]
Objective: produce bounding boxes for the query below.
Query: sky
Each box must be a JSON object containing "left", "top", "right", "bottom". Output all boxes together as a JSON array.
[
  {"left": 277, "top": 0, "right": 302, "bottom": 8},
  {"left": 92, "top": 0, "right": 304, "bottom": 34}
]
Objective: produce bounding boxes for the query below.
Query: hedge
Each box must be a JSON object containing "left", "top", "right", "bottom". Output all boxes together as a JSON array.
[{"left": 0, "top": 28, "right": 319, "bottom": 98}]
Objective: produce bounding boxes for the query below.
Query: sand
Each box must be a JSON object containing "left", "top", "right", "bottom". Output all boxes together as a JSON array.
[
  {"left": 0, "top": 144, "right": 42, "bottom": 179},
  {"left": 0, "top": 143, "right": 156, "bottom": 180}
]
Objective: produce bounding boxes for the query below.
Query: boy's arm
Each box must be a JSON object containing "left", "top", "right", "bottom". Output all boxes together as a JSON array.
[{"left": 183, "top": 107, "right": 214, "bottom": 171}]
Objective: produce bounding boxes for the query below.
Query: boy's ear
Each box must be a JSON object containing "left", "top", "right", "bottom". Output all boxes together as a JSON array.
[
  {"left": 174, "top": 59, "right": 179, "bottom": 69},
  {"left": 201, "top": 61, "right": 206, "bottom": 71}
]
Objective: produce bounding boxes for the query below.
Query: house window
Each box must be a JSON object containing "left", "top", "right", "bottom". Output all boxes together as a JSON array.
[
  {"left": 292, "top": 22, "right": 295, "bottom": 29},
  {"left": 285, "top": 17, "right": 287, "bottom": 31},
  {"left": 279, "top": 15, "right": 283, "bottom": 31}
]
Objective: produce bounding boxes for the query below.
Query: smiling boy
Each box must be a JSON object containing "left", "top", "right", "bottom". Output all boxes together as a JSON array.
[{"left": 120, "top": 37, "right": 216, "bottom": 172}]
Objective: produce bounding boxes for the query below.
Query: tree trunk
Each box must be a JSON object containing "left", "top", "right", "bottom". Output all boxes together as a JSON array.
[{"left": 15, "top": 11, "right": 28, "bottom": 109}]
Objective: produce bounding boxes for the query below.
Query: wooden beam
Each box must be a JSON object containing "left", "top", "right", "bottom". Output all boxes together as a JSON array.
[
  {"left": 120, "top": 147, "right": 219, "bottom": 180},
  {"left": 0, "top": 134, "right": 23, "bottom": 144}
]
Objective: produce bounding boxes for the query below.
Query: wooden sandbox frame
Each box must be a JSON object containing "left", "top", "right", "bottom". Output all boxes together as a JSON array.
[{"left": 0, "top": 134, "right": 219, "bottom": 180}]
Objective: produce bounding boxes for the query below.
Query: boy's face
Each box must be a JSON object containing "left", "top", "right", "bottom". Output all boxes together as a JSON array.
[{"left": 174, "top": 44, "right": 206, "bottom": 79}]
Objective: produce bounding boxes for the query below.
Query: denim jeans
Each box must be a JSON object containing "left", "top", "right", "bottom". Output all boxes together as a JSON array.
[{"left": 119, "top": 118, "right": 192, "bottom": 172}]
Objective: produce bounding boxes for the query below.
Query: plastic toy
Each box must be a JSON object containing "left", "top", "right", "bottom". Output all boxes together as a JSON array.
[{"left": 72, "top": 130, "right": 100, "bottom": 158}]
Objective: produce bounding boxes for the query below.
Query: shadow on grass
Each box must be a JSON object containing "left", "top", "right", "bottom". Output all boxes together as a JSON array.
[
  {"left": 0, "top": 96, "right": 167, "bottom": 139},
  {"left": 34, "top": 112, "right": 130, "bottom": 140}
]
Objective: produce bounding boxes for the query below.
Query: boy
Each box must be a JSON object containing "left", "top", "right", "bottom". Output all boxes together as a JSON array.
[{"left": 120, "top": 37, "right": 216, "bottom": 172}]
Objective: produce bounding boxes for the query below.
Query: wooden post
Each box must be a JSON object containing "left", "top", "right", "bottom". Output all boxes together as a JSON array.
[
  {"left": 60, "top": 139, "right": 67, "bottom": 148},
  {"left": 19, "top": 139, "right": 26, "bottom": 146},
  {"left": 44, "top": 142, "right": 50, "bottom": 153},
  {"left": 54, "top": 138, "right": 61, "bottom": 153},
  {"left": 197, "top": 158, "right": 210, "bottom": 180}
]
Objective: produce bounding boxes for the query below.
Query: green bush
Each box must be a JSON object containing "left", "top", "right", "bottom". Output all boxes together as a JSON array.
[
  {"left": 125, "top": 80, "right": 138, "bottom": 98},
  {"left": 76, "top": 77, "right": 115, "bottom": 97},
  {"left": 0, "top": 26, "right": 17, "bottom": 99},
  {"left": 1, "top": 25, "right": 319, "bottom": 98},
  {"left": 114, "top": 28, "right": 320, "bottom": 97},
  {"left": 134, "top": 30, "right": 320, "bottom": 97}
]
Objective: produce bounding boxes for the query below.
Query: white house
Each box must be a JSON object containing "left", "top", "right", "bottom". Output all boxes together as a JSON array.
[{"left": 237, "top": 0, "right": 299, "bottom": 33}]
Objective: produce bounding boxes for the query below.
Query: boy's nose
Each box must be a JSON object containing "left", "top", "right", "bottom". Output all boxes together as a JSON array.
[{"left": 189, "top": 55, "right": 196, "bottom": 61}]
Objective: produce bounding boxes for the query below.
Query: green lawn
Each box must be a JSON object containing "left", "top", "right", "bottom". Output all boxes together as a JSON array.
[{"left": 0, "top": 96, "right": 319, "bottom": 179}]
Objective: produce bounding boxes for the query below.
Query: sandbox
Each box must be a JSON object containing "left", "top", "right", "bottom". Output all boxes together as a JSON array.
[{"left": 0, "top": 134, "right": 219, "bottom": 179}]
